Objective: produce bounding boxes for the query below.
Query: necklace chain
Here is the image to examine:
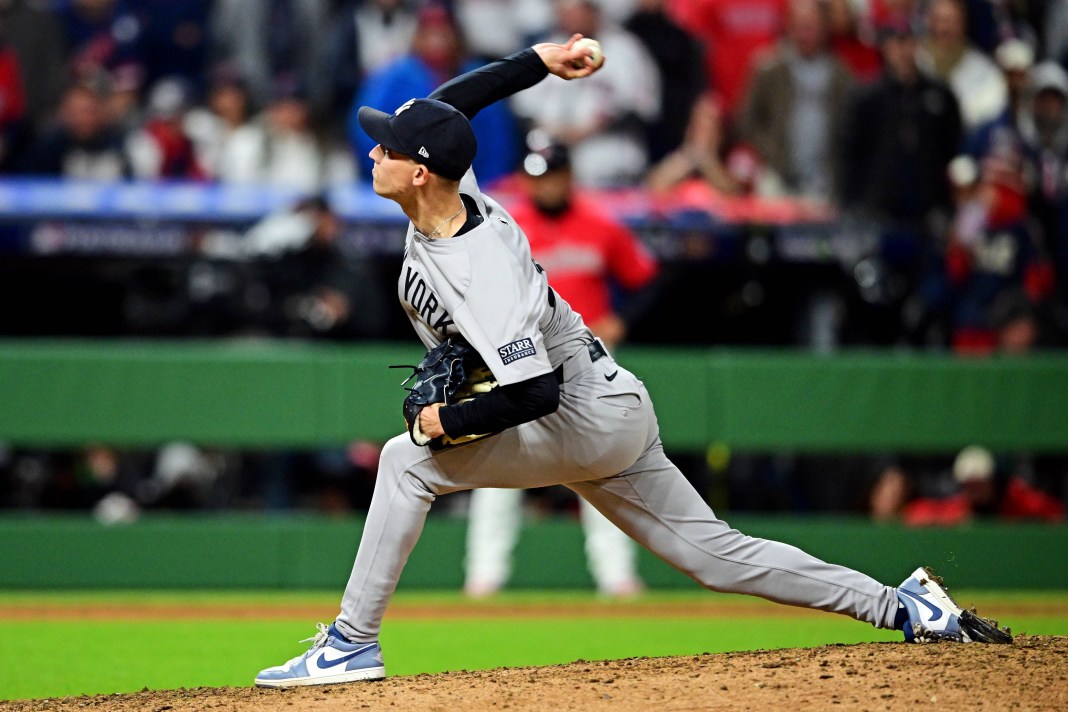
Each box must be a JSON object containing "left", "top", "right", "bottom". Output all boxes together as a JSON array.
[{"left": 426, "top": 202, "right": 465, "bottom": 238}]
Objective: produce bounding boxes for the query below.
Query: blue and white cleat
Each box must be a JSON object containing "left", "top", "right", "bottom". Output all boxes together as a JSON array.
[
  {"left": 255, "top": 622, "right": 386, "bottom": 687},
  {"left": 897, "top": 567, "right": 1012, "bottom": 644}
]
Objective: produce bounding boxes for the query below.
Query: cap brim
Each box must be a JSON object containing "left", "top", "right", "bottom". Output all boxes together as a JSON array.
[{"left": 357, "top": 106, "right": 404, "bottom": 154}]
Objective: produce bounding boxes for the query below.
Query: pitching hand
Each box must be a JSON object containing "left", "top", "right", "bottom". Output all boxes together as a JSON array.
[{"left": 534, "top": 34, "right": 604, "bottom": 80}]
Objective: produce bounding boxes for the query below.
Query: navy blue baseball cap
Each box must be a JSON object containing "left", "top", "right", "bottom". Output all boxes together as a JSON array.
[{"left": 358, "top": 98, "right": 477, "bottom": 181}]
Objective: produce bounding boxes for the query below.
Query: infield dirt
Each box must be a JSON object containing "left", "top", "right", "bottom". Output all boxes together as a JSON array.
[{"left": 3, "top": 635, "right": 1065, "bottom": 711}]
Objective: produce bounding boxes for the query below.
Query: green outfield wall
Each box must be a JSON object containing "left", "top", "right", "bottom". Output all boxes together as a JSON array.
[
  {"left": 2, "top": 340, "right": 1067, "bottom": 452},
  {"left": 0, "top": 514, "right": 1064, "bottom": 590}
]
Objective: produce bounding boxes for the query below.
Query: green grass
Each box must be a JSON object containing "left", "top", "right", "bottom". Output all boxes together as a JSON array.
[{"left": 1, "top": 590, "right": 1066, "bottom": 702}]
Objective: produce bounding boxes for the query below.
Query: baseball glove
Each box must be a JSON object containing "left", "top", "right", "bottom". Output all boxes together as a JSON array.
[{"left": 392, "top": 337, "right": 499, "bottom": 450}]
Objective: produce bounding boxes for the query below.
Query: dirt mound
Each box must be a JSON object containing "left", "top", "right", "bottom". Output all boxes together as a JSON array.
[{"left": 5, "top": 636, "right": 1065, "bottom": 711}]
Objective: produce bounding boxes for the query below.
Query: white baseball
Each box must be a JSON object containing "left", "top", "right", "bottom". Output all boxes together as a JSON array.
[{"left": 573, "top": 38, "right": 604, "bottom": 69}]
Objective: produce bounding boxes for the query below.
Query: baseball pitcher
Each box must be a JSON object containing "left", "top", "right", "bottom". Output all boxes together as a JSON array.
[{"left": 255, "top": 34, "right": 1011, "bottom": 689}]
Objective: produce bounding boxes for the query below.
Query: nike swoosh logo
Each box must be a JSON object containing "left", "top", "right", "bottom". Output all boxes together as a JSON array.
[
  {"left": 899, "top": 588, "right": 943, "bottom": 622},
  {"left": 316, "top": 645, "right": 374, "bottom": 670},
  {"left": 605, "top": 370, "right": 619, "bottom": 381}
]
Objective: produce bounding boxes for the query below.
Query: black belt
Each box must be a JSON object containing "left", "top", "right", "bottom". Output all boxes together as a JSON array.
[{"left": 554, "top": 340, "right": 607, "bottom": 383}]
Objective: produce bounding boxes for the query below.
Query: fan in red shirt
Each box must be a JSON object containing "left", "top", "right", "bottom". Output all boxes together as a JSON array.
[
  {"left": 0, "top": 41, "right": 26, "bottom": 169},
  {"left": 666, "top": 0, "right": 788, "bottom": 119},
  {"left": 903, "top": 445, "right": 1064, "bottom": 526},
  {"left": 507, "top": 133, "right": 660, "bottom": 349}
]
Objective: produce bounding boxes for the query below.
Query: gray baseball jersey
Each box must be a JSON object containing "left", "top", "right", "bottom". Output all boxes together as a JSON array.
[
  {"left": 398, "top": 171, "right": 587, "bottom": 384},
  {"left": 332, "top": 167, "right": 901, "bottom": 643}
]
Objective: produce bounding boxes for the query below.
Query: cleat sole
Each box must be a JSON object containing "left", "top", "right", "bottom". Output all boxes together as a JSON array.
[{"left": 960, "top": 610, "right": 1014, "bottom": 644}]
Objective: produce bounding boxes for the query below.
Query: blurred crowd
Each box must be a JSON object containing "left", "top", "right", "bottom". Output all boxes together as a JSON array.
[
  {"left": 1, "top": 0, "right": 1067, "bottom": 523},
  {"left": 1, "top": 0, "right": 1067, "bottom": 349}
]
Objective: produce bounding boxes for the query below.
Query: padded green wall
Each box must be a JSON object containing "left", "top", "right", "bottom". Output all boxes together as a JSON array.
[
  {"left": 0, "top": 515, "right": 1063, "bottom": 590},
  {"left": 2, "top": 340, "right": 1067, "bottom": 452}
]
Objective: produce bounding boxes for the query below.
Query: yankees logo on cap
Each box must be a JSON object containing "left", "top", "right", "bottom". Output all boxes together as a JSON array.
[{"left": 358, "top": 98, "right": 477, "bottom": 180}]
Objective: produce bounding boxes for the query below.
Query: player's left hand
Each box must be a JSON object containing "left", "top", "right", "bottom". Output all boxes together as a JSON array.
[{"left": 534, "top": 34, "right": 604, "bottom": 80}]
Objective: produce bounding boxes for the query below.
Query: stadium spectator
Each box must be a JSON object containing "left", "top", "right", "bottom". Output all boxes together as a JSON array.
[
  {"left": 103, "top": 63, "right": 146, "bottom": 135},
  {"left": 19, "top": 80, "right": 132, "bottom": 179},
  {"left": 965, "top": 38, "right": 1036, "bottom": 160},
  {"left": 0, "top": 30, "right": 25, "bottom": 171},
  {"left": 0, "top": 0, "right": 65, "bottom": 165},
  {"left": 511, "top": 133, "right": 660, "bottom": 349},
  {"left": 665, "top": 0, "right": 788, "bottom": 121},
  {"left": 916, "top": 0, "right": 1008, "bottom": 135},
  {"left": 644, "top": 92, "right": 743, "bottom": 197},
  {"left": 623, "top": 0, "right": 707, "bottom": 163},
  {"left": 125, "top": 76, "right": 205, "bottom": 180},
  {"left": 936, "top": 152, "right": 1052, "bottom": 354},
  {"left": 349, "top": 0, "right": 420, "bottom": 74},
  {"left": 348, "top": 2, "right": 520, "bottom": 187},
  {"left": 958, "top": 0, "right": 1027, "bottom": 56},
  {"left": 130, "top": 0, "right": 213, "bottom": 96},
  {"left": 511, "top": 0, "right": 661, "bottom": 188},
  {"left": 1046, "top": 0, "right": 1068, "bottom": 67},
  {"left": 208, "top": 0, "right": 333, "bottom": 120},
  {"left": 737, "top": 0, "right": 855, "bottom": 201},
  {"left": 1016, "top": 62, "right": 1068, "bottom": 294},
  {"left": 217, "top": 73, "right": 355, "bottom": 191},
  {"left": 51, "top": 1, "right": 147, "bottom": 134},
  {"left": 901, "top": 445, "right": 1064, "bottom": 525},
  {"left": 866, "top": 0, "right": 923, "bottom": 32},
  {"left": 988, "top": 288, "right": 1052, "bottom": 354},
  {"left": 184, "top": 66, "right": 255, "bottom": 181},
  {"left": 36, "top": 445, "right": 125, "bottom": 511},
  {"left": 238, "top": 193, "right": 390, "bottom": 341},
  {"left": 838, "top": 18, "right": 962, "bottom": 228},
  {"left": 56, "top": 0, "right": 143, "bottom": 84},
  {"left": 838, "top": 17, "right": 964, "bottom": 347},
  {"left": 0, "top": 1, "right": 63, "bottom": 117},
  {"left": 825, "top": 0, "right": 882, "bottom": 83},
  {"left": 869, "top": 462, "right": 913, "bottom": 523},
  {"left": 322, "top": 0, "right": 420, "bottom": 125},
  {"left": 455, "top": 0, "right": 552, "bottom": 61}
]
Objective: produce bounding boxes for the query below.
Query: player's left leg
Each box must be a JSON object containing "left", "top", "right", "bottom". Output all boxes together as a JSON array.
[{"left": 302, "top": 364, "right": 652, "bottom": 675}]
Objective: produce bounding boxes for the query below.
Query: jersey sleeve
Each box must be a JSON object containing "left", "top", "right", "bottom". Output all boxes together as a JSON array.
[
  {"left": 429, "top": 49, "right": 548, "bottom": 121},
  {"left": 449, "top": 239, "right": 553, "bottom": 386}
]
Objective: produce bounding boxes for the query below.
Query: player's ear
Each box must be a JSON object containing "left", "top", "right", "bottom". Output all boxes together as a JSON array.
[{"left": 412, "top": 164, "right": 430, "bottom": 186}]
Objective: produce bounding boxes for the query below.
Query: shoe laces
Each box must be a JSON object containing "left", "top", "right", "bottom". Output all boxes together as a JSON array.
[
  {"left": 277, "top": 622, "right": 331, "bottom": 668},
  {"left": 301, "top": 622, "right": 332, "bottom": 650}
]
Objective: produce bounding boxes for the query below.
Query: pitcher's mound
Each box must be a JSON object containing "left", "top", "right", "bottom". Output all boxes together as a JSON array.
[{"left": 5, "top": 635, "right": 1065, "bottom": 711}]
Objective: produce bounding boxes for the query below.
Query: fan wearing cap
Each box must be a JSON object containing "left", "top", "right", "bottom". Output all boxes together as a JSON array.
[
  {"left": 901, "top": 446, "right": 1064, "bottom": 526},
  {"left": 510, "top": 136, "right": 659, "bottom": 351},
  {"left": 256, "top": 30, "right": 1011, "bottom": 692}
]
